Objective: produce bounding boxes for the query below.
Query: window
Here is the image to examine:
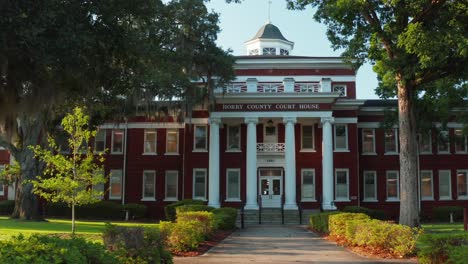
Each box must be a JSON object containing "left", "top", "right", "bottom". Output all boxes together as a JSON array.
[
  {"left": 386, "top": 171, "right": 399, "bottom": 201},
  {"left": 363, "top": 171, "right": 377, "bottom": 201},
  {"left": 385, "top": 129, "right": 398, "bottom": 153},
  {"left": 109, "top": 170, "right": 122, "bottom": 200},
  {"left": 301, "top": 169, "right": 315, "bottom": 201},
  {"left": 335, "top": 169, "right": 349, "bottom": 201},
  {"left": 362, "top": 129, "right": 375, "bottom": 154},
  {"left": 111, "top": 129, "right": 124, "bottom": 154},
  {"left": 280, "top": 49, "right": 289, "bottom": 55},
  {"left": 420, "top": 170, "right": 433, "bottom": 200},
  {"left": 249, "top": 49, "right": 259, "bottom": 55},
  {"left": 457, "top": 170, "right": 468, "bottom": 199},
  {"left": 332, "top": 84, "right": 347, "bottom": 96},
  {"left": 419, "top": 131, "right": 432, "bottom": 154},
  {"left": 141, "top": 171, "right": 156, "bottom": 200},
  {"left": 438, "top": 130, "right": 450, "bottom": 153},
  {"left": 94, "top": 130, "right": 106, "bottom": 152},
  {"left": 438, "top": 170, "right": 451, "bottom": 200},
  {"left": 193, "top": 169, "right": 207, "bottom": 200},
  {"left": 301, "top": 125, "right": 315, "bottom": 150},
  {"left": 92, "top": 169, "right": 105, "bottom": 200},
  {"left": 194, "top": 125, "right": 207, "bottom": 151},
  {"left": 334, "top": 124, "right": 348, "bottom": 150},
  {"left": 227, "top": 125, "right": 240, "bottom": 151},
  {"left": 166, "top": 129, "right": 178, "bottom": 154},
  {"left": 144, "top": 129, "right": 157, "bottom": 154},
  {"left": 0, "top": 165, "right": 4, "bottom": 196},
  {"left": 454, "top": 129, "right": 467, "bottom": 153},
  {"left": 165, "top": 171, "right": 178, "bottom": 201},
  {"left": 226, "top": 169, "right": 240, "bottom": 201},
  {"left": 262, "top": 47, "right": 276, "bottom": 55}
]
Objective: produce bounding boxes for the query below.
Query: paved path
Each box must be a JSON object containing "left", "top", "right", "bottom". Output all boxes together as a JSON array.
[{"left": 174, "top": 225, "right": 416, "bottom": 264}]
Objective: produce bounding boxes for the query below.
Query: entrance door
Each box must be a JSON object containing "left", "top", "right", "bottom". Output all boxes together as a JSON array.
[{"left": 259, "top": 168, "right": 283, "bottom": 208}]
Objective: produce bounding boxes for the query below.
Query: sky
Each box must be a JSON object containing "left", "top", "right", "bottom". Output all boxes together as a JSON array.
[{"left": 205, "top": 0, "right": 380, "bottom": 99}]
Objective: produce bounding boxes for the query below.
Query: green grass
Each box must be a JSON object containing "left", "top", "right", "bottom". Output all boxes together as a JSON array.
[
  {"left": 422, "top": 223, "right": 465, "bottom": 235},
  {"left": 0, "top": 216, "right": 159, "bottom": 242}
]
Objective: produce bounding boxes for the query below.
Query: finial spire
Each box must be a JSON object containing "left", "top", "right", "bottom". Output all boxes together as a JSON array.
[{"left": 267, "top": 0, "right": 272, "bottom": 23}]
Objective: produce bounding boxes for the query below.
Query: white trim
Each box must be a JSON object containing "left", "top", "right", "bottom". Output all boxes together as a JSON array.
[
  {"left": 456, "top": 170, "right": 468, "bottom": 199},
  {"left": 300, "top": 124, "right": 315, "bottom": 151},
  {"left": 334, "top": 124, "right": 348, "bottom": 151},
  {"left": 335, "top": 168, "right": 349, "bottom": 201},
  {"left": 357, "top": 122, "right": 380, "bottom": 128},
  {"left": 420, "top": 170, "right": 434, "bottom": 201},
  {"left": 438, "top": 170, "right": 452, "bottom": 200},
  {"left": 193, "top": 168, "right": 207, "bottom": 200},
  {"left": 363, "top": 171, "right": 377, "bottom": 202},
  {"left": 190, "top": 118, "right": 209, "bottom": 124},
  {"left": 141, "top": 170, "right": 156, "bottom": 201},
  {"left": 165, "top": 129, "right": 179, "bottom": 154},
  {"left": 111, "top": 129, "right": 124, "bottom": 154},
  {"left": 361, "top": 128, "right": 376, "bottom": 154},
  {"left": 143, "top": 129, "right": 157, "bottom": 155},
  {"left": 334, "top": 118, "right": 357, "bottom": 124},
  {"left": 94, "top": 129, "right": 106, "bottom": 153},
  {"left": 165, "top": 170, "right": 179, "bottom": 201},
  {"left": 100, "top": 122, "right": 184, "bottom": 129},
  {"left": 301, "top": 169, "right": 316, "bottom": 201},
  {"left": 226, "top": 168, "right": 241, "bottom": 201},
  {"left": 193, "top": 125, "right": 208, "bottom": 151},
  {"left": 211, "top": 111, "right": 332, "bottom": 119},
  {"left": 386, "top": 171, "right": 399, "bottom": 201},
  {"left": 384, "top": 129, "right": 398, "bottom": 154},
  {"left": 109, "top": 169, "right": 123, "bottom": 200},
  {"left": 226, "top": 125, "right": 241, "bottom": 151}
]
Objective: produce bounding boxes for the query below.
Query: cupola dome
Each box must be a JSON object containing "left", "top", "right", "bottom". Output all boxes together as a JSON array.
[{"left": 245, "top": 22, "right": 294, "bottom": 56}]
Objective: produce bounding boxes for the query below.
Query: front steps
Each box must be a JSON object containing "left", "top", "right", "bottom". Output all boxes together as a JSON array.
[{"left": 236, "top": 208, "right": 319, "bottom": 227}]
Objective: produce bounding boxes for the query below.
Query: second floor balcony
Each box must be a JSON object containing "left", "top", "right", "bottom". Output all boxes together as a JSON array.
[{"left": 257, "top": 143, "right": 285, "bottom": 154}]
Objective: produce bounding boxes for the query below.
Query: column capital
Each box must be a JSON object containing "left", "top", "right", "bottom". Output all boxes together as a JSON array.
[
  {"left": 209, "top": 117, "right": 222, "bottom": 125},
  {"left": 320, "top": 117, "right": 335, "bottom": 124},
  {"left": 283, "top": 117, "right": 297, "bottom": 124},
  {"left": 244, "top": 117, "right": 258, "bottom": 124}
]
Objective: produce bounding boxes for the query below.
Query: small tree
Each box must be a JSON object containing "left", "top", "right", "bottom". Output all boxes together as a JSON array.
[{"left": 31, "top": 107, "right": 106, "bottom": 234}]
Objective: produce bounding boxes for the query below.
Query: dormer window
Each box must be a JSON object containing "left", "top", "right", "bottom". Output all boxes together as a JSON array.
[
  {"left": 249, "top": 49, "right": 259, "bottom": 55},
  {"left": 280, "top": 49, "right": 289, "bottom": 55},
  {"left": 263, "top": 47, "right": 276, "bottom": 55}
]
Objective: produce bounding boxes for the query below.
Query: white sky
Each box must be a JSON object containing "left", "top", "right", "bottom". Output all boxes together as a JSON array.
[{"left": 205, "top": 0, "right": 380, "bottom": 99}]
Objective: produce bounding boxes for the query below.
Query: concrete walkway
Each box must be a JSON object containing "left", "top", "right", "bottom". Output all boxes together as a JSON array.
[{"left": 174, "top": 225, "right": 416, "bottom": 264}]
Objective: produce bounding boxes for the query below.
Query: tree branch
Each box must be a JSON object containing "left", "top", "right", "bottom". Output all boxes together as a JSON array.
[
  {"left": 409, "top": 0, "right": 448, "bottom": 25},
  {"left": 412, "top": 59, "right": 465, "bottom": 87},
  {"left": 0, "top": 134, "right": 18, "bottom": 157},
  {"left": 361, "top": 1, "right": 395, "bottom": 59}
]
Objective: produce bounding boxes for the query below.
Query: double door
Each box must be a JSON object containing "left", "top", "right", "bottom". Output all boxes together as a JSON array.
[{"left": 259, "top": 168, "right": 283, "bottom": 208}]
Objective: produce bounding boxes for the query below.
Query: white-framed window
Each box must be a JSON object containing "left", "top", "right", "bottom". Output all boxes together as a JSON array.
[
  {"left": 386, "top": 171, "right": 399, "bottom": 201},
  {"left": 193, "top": 125, "right": 207, "bottom": 151},
  {"left": 280, "top": 49, "right": 289, "bottom": 55},
  {"left": 94, "top": 129, "right": 106, "bottom": 153},
  {"left": 226, "top": 169, "right": 241, "bottom": 201},
  {"left": 363, "top": 171, "right": 377, "bottom": 201},
  {"left": 438, "top": 170, "right": 451, "bottom": 200},
  {"left": 301, "top": 125, "right": 315, "bottom": 150},
  {"left": 420, "top": 170, "right": 434, "bottom": 200},
  {"left": 0, "top": 165, "right": 4, "bottom": 196},
  {"left": 262, "top": 47, "right": 276, "bottom": 55},
  {"left": 141, "top": 170, "right": 156, "bottom": 201},
  {"left": 457, "top": 170, "right": 468, "bottom": 199},
  {"left": 334, "top": 124, "right": 348, "bottom": 151},
  {"left": 143, "top": 129, "right": 157, "bottom": 154},
  {"left": 438, "top": 130, "right": 450, "bottom": 153},
  {"left": 111, "top": 129, "right": 124, "bottom": 154},
  {"left": 454, "top": 129, "right": 467, "bottom": 153},
  {"left": 165, "top": 171, "right": 178, "bottom": 201},
  {"left": 227, "top": 125, "right": 241, "bottom": 151},
  {"left": 193, "top": 169, "right": 207, "bottom": 200},
  {"left": 166, "top": 129, "right": 179, "bottom": 154},
  {"left": 362, "top": 129, "right": 376, "bottom": 154},
  {"left": 419, "top": 131, "right": 432, "bottom": 154},
  {"left": 109, "top": 169, "right": 123, "bottom": 200},
  {"left": 301, "top": 169, "right": 316, "bottom": 201},
  {"left": 335, "top": 169, "right": 349, "bottom": 201},
  {"left": 384, "top": 129, "right": 398, "bottom": 153},
  {"left": 332, "top": 84, "right": 347, "bottom": 97}
]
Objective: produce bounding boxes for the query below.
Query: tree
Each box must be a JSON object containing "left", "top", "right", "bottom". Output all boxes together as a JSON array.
[
  {"left": 31, "top": 107, "right": 105, "bottom": 234},
  {"left": 0, "top": 0, "right": 234, "bottom": 219},
  {"left": 287, "top": 0, "right": 467, "bottom": 227}
]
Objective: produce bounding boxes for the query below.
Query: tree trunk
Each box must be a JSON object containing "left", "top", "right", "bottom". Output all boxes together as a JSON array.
[
  {"left": 71, "top": 203, "right": 76, "bottom": 235},
  {"left": 397, "top": 79, "right": 420, "bottom": 227}
]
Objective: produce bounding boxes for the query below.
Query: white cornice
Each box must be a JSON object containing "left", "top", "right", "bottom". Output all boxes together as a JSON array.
[{"left": 215, "top": 92, "right": 339, "bottom": 104}]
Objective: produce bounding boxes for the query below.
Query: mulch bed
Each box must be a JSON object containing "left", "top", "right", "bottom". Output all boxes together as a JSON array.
[{"left": 172, "top": 229, "right": 234, "bottom": 257}]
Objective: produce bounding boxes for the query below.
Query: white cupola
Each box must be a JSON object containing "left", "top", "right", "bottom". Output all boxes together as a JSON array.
[{"left": 245, "top": 22, "right": 294, "bottom": 56}]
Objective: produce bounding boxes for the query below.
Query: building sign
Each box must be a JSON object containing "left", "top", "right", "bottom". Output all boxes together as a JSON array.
[{"left": 216, "top": 103, "right": 330, "bottom": 112}]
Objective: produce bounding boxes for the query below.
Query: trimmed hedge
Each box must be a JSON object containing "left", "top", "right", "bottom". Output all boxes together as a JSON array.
[
  {"left": 309, "top": 211, "right": 340, "bottom": 233},
  {"left": 432, "top": 206, "right": 463, "bottom": 222},
  {"left": 176, "top": 211, "right": 216, "bottom": 238},
  {"left": 341, "top": 206, "right": 387, "bottom": 220},
  {"left": 46, "top": 201, "right": 125, "bottom": 219},
  {"left": 0, "top": 234, "right": 116, "bottom": 264},
  {"left": 0, "top": 200, "right": 15, "bottom": 215},
  {"left": 164, "top": 199, "right": 205, "bottom": 222},
  {"left": 328, "top": 213, "right": 370, "bottom": 238},
  {"left": 123, "top": 203, "right": 147, "bottom": 219},
  {"left": 175, "top": 204, "right": 214, "bottom": 214},
  {"left": 212, "top": 207, "right": 238, "bottom": 230},
  {"left": 418, "top": 233, "right": 468, "bottom": 264}
]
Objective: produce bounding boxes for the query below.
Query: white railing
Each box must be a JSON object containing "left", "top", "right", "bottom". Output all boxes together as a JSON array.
[
  {"left": 257, "top": 143, "right": 285, "bottom": 153},
  {"left": 297, "top": 83, "right": 321, "bottom": 93},
  {"left": 225, "top": 84, "right": 244, "bottom": 93}
]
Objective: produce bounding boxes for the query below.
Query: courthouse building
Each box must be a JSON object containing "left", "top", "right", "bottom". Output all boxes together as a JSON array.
[{"left": 1, "top": 23, "right": 467, "bottom": 219}]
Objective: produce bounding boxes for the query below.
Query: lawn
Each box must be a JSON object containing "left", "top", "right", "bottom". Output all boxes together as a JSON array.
[
  {"left": 0, "top": 216, "right": 159, "bottom": 242},
  {"left": 421, "top": 223, "right": 465, "bottom": 235}
]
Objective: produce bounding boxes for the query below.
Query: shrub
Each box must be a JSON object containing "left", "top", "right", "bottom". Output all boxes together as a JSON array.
[
  {"left": 418, "top": 233, "right": 468, "bottom": 264},
  {"left": 329, "top": 213, "right": 370, "bottom": 238},
  {"left": 166, "top": 220, "right": 205, "bottom": 252},
  {"left": 175, "top": 204, "right": 214, "bottom": 215},
  {"left": 164, "top": 199, "right": 205, "bottom": 222},
  {"left": 309, "top": 211, "right": 339, "bottom": 233},
  {"left": 103, "top": 223, "right": 173, "bottom": 264},
  {"left": 158, "top": 221, "right": 174, "bottom": 242},
  {"left": 46, "top": 201, "right": 125, "bottom": 219},
  {"left": 212, "top": 207, "right": 238, "bottom": 230},
  {"left": 448, "top": 245, "right": 468, "bottom": 264},
  {"left": 0, "top": 234, "right": 116, "bottom": 264},
  {"left": 432, "top": 206, "right": 463, "bottom": 222},
  {"left": 0, "top": 200, "right": 15, "bottom": 215},
  {"left": 123, "top": 203, "right": 147, "bottom": 219},
  {"left": 176, "top": 211, "right": 215, "bottom": 238},
  {"left": 342, "top": 206, "right": 387, "bottom": 220}
]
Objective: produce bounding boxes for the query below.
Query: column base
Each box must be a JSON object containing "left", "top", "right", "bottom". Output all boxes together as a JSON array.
[
  {"left": 244, "top": 204, "right": 259, "bottom": 210},
  {"left": 322, "top": 204, "right": 337, "bottom": 211},
  {"left": 208, "top": 202, "right": 221, "bottom": 208},
  {"left": 283, "top": 203, "right": 298, "bottom": 210}
]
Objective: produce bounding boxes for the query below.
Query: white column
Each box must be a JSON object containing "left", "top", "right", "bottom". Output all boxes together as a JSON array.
[
  {"left": 321, "top": 117, "right": 336, "bottom": 210},
  {"left": 208, "top": 117, "right": 221, "bottom": 208},
  {"left": 283, "top": 117, "right": 298, "bottom": 210},
  {"left": 244, "top": 117, "right": 259, "bottom": 210}
]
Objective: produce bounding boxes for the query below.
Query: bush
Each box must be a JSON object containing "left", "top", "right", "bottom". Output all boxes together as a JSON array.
[
  {"left": 0, "top": 200, "right": 15, "bottom": 215},
  {"left": 432, "top": 206, "right": 463, "bottom": 222},
  {"left": 342, "top": 206, "right": 387, "bottom": 220},
  {"left": 0, "top": 234, "right": 116, "bottom": 264},
  {"left": 164, "top": 199, "right": 205, "bottom": 222},
  {"left": 175, "top": 204, "right": 214, "bottom": 214},
  {"left": 212, "top": 207, "right": 238, "bottom": 230},
  {"left": 103, "top": 223, "right": 173, "bottom": 264},
  {"left": 46, "top": 201, "right": 125, "bottom": 220},
  {"left": 124, "top": 203, "right": 147, "bottom": 219},
  {"left": 329, "top": 213, "right": 370, "bottom": 238},
  {"left": 166, "top": 220, "right": 206, "bottom": 252},
  {"left": 448, "top": 245, "right": 468, "bottom": 264},
  {"left": 418, "top": 233, "right": 468, "bottom": 264},
  {"left": 176, "top": 211, "right": 215, "bottom": 238},
  {"left": 309, "top": 211, "right": 339, "bottom": 233}
]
